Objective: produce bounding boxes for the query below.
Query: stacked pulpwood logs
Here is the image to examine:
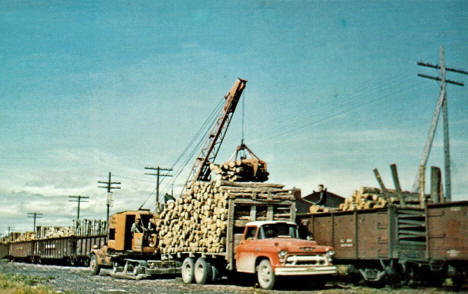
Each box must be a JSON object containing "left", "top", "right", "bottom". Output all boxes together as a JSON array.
[
  {"left": 338, "top": 187, "right": 388, "bottom": 211},
  {"left": 8, "top": 219, "right": 108, "bottom": 242},
  {"left": 74, "top": 219, "right": 108, "bottom": 236},
  {"left": 158, "top": 180, "right": 295, "bottom": 254},
  {"left": 210, "top": 159, "right": 269, "bottom": 182},
  {"left": 1, "top": 232, "right": 20, "bottom": 243},
  {"left": 309, "top": 186, "right": 423, "bottom": 213},
  {"left": 34, "top": 226, "right": 75, "bottom": 239},
  {"left": 12, "top": 231, "right": 37, "bottom": 242}
]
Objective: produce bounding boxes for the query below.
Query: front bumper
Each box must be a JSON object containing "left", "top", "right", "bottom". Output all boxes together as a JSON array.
[{"left": 275, "top": 265, "right": 337, "bottom": 276}]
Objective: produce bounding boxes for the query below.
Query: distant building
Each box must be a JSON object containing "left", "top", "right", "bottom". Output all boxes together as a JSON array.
[{"left": 295, "top": 185, "right": 345, "bottom": 214}]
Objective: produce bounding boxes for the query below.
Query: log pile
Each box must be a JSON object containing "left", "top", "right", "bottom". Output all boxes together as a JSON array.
[
  {"left": 12, "top": 231, "right": 36, "bottom": 242},
  {"left": 210, "top": 158, "right": 269, "bottom": 182},
  {"left": 308, "top": 186, "right": 427, "bottom": 214},
  {"left": 309, "top": 204, "right": 329, "bottom": 214},
  {"left": 36, "top": 226, "right": 75, "bottom": 239},
  {"left": 6, "top": 219, "right": 108, "bottom": 242},
  {"left": 158, "top": 180, "right": 295, "bottom": 254},
  {"left": 74, "top": 219, "right": 108, "bottom": 236},
  {"left": 337, "top": 187, "right": 423, "bottom": 211},
  {"left": 1, "top": 232, "right": 20, "bottom": 243}
]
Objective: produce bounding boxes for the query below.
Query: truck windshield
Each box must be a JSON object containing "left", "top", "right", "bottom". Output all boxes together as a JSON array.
[{"left": 259, "top": 223, "right": 298, "bottom": 239}]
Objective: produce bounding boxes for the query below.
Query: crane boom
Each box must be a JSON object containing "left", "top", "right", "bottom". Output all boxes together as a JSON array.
[{"left": 182, "top": 78, "right": 247, "bottom": 195}]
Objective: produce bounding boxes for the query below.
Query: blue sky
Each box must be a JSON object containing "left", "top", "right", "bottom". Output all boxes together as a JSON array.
[{"left": 0, "top": 0, "right": 467, "bottom": 233}]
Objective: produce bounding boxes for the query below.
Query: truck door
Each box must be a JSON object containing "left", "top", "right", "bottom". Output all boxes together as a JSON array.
[{"left": 236, "top": 226, "right": 258, "bottom": 273}]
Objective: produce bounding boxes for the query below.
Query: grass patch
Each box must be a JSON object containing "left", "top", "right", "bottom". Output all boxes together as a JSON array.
[{"left": 0, "top": 273, "right": 57, "bottom": 294}]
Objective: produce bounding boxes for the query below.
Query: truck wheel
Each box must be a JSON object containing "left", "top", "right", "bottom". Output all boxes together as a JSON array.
[
  {"left": 90, "top": 255, "right": 101, "bottom": 276},
  {"left": 257, "top": 259, "right": 276, "bottom": 290},
  {"left": 194, "top": 257, "right": 212, "bottom": 284},
  {"left": 211, "top": 264, "right": 220, "bottom": 282},
  {"left": 182, "top": 257, "right": 195, "bottom": 284}
]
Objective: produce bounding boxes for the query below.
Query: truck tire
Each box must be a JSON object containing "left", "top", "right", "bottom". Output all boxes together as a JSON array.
[
  {"left": 211, "top": 263, "right": 220, "bottom": 282},
  {"left": 194, "top": 257, "right": 212, "bottom": 284},
  {"left": 257, "top": 259, "right": 276, "bottom": 290},
  {"left": 182, "top": 257, "right": 195, "bottom": 284},
  {"left": 90, "top": 255, "right": 101, "bottom": 276}
]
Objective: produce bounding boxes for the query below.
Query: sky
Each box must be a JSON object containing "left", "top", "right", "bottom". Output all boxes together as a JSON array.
[{"left": 0, "top": 0, "right": 467, "bottom": 234}]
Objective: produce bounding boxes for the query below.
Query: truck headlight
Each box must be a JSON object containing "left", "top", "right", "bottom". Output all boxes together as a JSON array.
[
  {"left": 326, "top": 250, "right": 335, "bottom": 261},
  {"left": 278, "top": 250, "right": 288, "bottom": 261}
]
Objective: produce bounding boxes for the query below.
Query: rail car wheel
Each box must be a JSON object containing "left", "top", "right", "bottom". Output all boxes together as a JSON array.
[
  {"left": 257, "top": 259, "right": 276, "bottom": 290},
  {"left": 90, "top": 255, "right": 101, "bottom": 276},
  {"left": 194, "top": 257, "right": 211, "bottom": 284},
  {"left": 182, "top": 257, "right": 195, "bottom": 284}
]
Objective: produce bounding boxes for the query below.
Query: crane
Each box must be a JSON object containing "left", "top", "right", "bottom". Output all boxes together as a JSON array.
[{"left": 181, "top": 78, "right": 247, "bottom": 195}]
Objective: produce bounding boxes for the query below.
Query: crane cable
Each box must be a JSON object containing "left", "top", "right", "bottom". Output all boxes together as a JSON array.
[
  {"left": 242, "top": 91, "right": 246, "bottom": 144},
  {"left": 138, "top": 97, "right": 224, "bottom": 209}
]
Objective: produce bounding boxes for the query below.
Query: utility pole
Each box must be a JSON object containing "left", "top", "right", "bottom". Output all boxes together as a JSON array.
[
  {"left": 68, "top": 195, "right": 89, "bottom": 220},
  {"left": 98, "top": 172, "right": 121, "bottom": 222},
  {"left": 144, "top": 166, "right": 173, "bottom": 213},
  {"left": 414, "top": 46, "right": 467, "bottom": 201},
  {"left": 27, "top": 212, "right": 43, "bottom": 232}
]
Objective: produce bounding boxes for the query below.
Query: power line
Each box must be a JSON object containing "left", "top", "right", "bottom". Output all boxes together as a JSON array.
[
  {"left": 251, "top": 79, "right": 416, "bottom": 145},
  {"left": 27, "top": 212, "right": 43, "bottom": 232},
  {"left": 247, "top": 72, "right": 414, "bottom": 145},
  {"left": 136, "top": 98, "right": 224, "bottom": 209},
  {"left": 98, "top": 172, "right": 121, "bottom": 222}
]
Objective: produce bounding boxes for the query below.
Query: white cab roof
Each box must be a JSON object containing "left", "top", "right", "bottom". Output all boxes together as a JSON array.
[{"left": 245, "top": 220, "right": 296, "bottom": 227}]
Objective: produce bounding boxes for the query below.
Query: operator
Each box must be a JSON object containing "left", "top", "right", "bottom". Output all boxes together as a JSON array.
[
  {"left": 131, "top": 217, "right": 146, "bottom": 235},
  {"left": 315, "top": 184, "right": 328, "bottom": 206}
]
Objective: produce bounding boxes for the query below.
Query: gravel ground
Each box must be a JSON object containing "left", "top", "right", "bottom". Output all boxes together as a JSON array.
[{"left": 0, "top": 260, "right": 464, "bottom": 294}]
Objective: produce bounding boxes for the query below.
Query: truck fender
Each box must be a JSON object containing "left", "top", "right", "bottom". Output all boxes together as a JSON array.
[{"left": 255, "top": 256, "right": 273, "bottom": 273}]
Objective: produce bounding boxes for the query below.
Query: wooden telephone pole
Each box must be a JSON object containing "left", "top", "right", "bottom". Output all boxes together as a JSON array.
[
  {"left": 27, "top": 212, "right": 43, "bottom": 232},
  {"left": 414, "top": 46, "right": 467, "bottom": 201},
  {"left": 144, "top": 166, "right": 172, "bottom": 213},
  {"left": 68, "top": 195, "right": 89, "bottom": 220},
  {"left": 98, "top": 172, "right": 121, "bottom": 222}
]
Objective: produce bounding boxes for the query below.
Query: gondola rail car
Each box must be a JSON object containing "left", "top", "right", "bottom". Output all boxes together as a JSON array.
[
  {"left": 297, "top": 200, "right": 468, "bottom": 287},
  {"left": 5, "top": 234, "right": 107, "bottom": 265}
]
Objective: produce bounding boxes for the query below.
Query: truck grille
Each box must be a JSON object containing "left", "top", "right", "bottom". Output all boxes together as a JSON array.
[{"left": 284, "top": 255, "right": 329, "bottom": 266}]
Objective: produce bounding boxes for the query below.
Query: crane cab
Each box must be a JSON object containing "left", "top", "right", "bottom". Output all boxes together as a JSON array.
[{"left": 107, "top": 210, "right": 157, "bottom": 253}]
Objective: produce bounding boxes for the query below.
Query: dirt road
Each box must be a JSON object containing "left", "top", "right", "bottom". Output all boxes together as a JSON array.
[{"left": 0, "top": 260, "right": 459, "bottom": 293}]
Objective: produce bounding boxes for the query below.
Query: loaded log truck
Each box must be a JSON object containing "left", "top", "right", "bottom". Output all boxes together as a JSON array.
[{"left": 89, "top": 78, "right": 337, "bottom": 289}]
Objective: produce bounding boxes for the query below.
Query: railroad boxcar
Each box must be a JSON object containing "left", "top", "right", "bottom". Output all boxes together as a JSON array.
[{"left": 297, "top": 200, "right": 468, "bottom": 287}]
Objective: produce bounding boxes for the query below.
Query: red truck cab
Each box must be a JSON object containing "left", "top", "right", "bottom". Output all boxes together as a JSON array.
[{"left": 235, "top": 221, "right": 336, "bottom": 289}]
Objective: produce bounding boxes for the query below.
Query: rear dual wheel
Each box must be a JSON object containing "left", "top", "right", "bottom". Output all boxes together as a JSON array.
[
  {"left": 182, "top": 257, "right": 195, "bottom": 284},
  {"left": 194, "top": 257, "right": 212, "bottom": 284},
  {"left": 182, "top": 257, "right": 219, "bottom": 285}
]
